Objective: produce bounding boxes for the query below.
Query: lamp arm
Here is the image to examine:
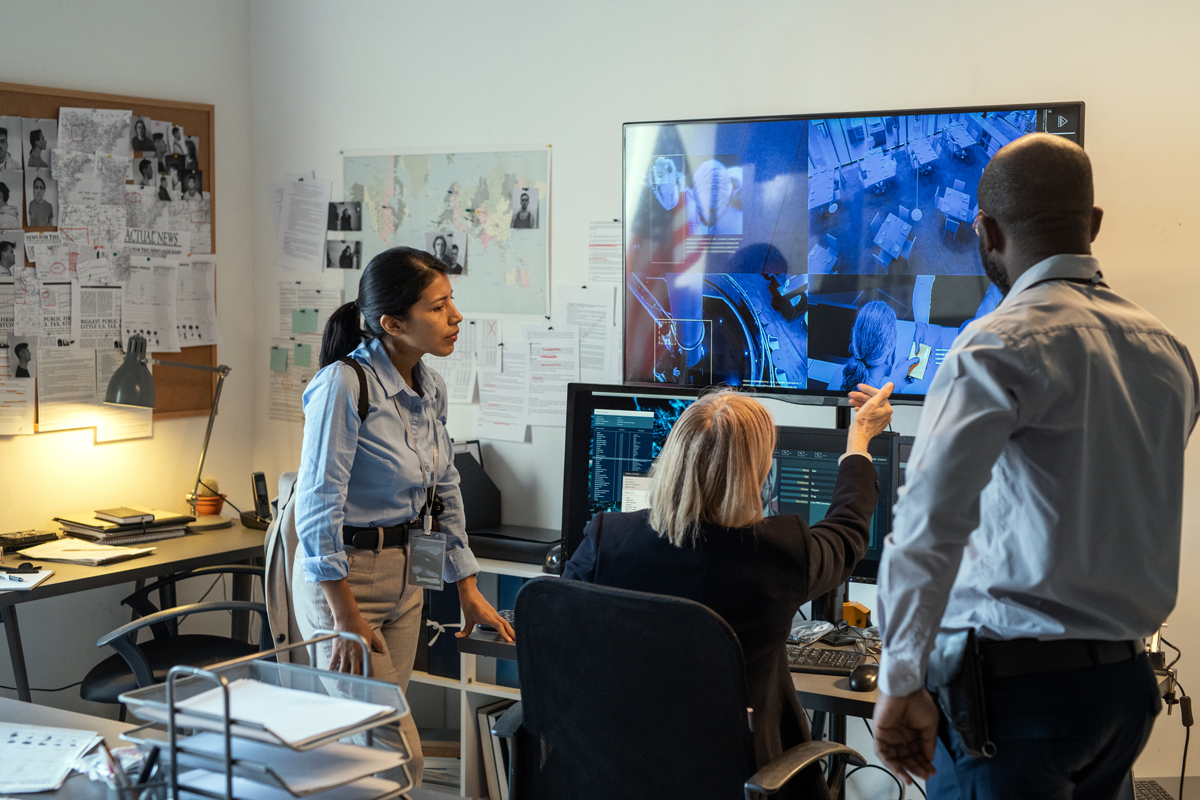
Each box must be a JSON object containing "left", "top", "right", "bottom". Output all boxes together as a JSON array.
[
  {"left": 149, "top": 358, "right": 231, "bottom": 377},
  {"left": 188, "top": 369, "right": 228, "bottom": 514}
]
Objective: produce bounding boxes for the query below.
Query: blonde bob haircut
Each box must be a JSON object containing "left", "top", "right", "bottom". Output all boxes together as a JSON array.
[{"left": 648, "top": 390, "right": 776, "bottom": 546}]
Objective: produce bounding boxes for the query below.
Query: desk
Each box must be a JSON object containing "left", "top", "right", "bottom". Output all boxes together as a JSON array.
[
  {"left": 909, "top": 137, "right": 938, "bottom": 174},
  {"left": 808, "top": 170, "right": 837, "bottom": 212},
  {"left": 1, "top": 522, "right": 264, "bottom": 703},
  {"left": 944, "top": 123, "right": 977, "bottom": 157}
]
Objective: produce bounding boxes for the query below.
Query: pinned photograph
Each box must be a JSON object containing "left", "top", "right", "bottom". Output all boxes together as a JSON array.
[
  {"left": 169, "top": 124, "right": 186, "bottom": 156},
  {"left": 184, "top": 136, "right": 201, "bottom": 170},
  {"left": 0, "top": 118, "right": 22, "bottom": 169},
  {"left": 161, "top": 156, "right": 185, "bottom": 201},
  {"left": 326, "top": 240, "right": 362, "bottom": 270},
  {"left": 7, "top": 335, "right": 35, "bottom": 379},
  {"left": 132, "top": 156, "right": 157, "bottom": 187},
  {"left": 424, "top": 230, "right": 464, "bottom": 273},
  {"left": 510, "top": 187, "right": 539, "bottom": 229},
  {"left": 130, "top": 116, "right": 154, "bottom": 152},
  {"left": 181, "top": 170, "right": 203, "bottom": 201},
  {"left": 327, "top": 201, "right": 362, "bottom": 232},
  {"left": 150, "top": 120, "right": 171, "bottom": 170},
  {"left": 22, "top": 118, "right": 56, "bottom": 169},
  {"left": 0, "top": 231, "right": 23, "bottom": 276},
  {"left": 0, "top": 170, "right": 24, "bottom": 229},
  {"left": 24, "top": 169, "right": 57, "bottom": 227}
]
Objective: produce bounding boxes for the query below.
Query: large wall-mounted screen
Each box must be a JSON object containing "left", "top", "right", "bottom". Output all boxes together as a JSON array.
[{"left": 623, "top": 103, "right": 1083, "bottom": 401}]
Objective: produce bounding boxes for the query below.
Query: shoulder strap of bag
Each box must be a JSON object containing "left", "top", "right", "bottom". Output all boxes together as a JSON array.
[{"left": 338, "top": 357, "right": 370, "bottom": 423}]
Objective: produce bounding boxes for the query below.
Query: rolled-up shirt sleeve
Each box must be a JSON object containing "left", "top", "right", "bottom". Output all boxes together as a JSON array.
[
  {"left": 294, "top": 364, "right": 360, "bottom": 583},
  {"left": 877, "top": 326, "right": 1032, "bottom": 696},
  {"left": 431, "top": 373, "right": 480, "bottom": 584}
]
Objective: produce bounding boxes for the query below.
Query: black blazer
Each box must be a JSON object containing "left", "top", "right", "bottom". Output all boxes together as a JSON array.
[{"left": 562, "top": 455, "right": 879, "bottom": 794}]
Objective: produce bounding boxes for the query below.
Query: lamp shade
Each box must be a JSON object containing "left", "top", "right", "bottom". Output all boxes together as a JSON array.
[{"left": 105, "top": 335, "right": 156, "bottom": 408}]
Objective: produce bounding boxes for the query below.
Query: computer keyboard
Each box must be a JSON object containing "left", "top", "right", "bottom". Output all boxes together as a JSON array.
[
  {"left": 479, "top": 608, "right": 515, "bottom": 633},
  {"left": 786, "top": 644, "right": 864, "bottom": 676},
  {"left": 1133, "top": 779, "right": 1174, "bottom": 800}
]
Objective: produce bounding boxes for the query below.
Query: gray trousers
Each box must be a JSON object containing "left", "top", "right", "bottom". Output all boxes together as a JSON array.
[{"left": 293, "top": 544, "right": 424, "bottom": 785}]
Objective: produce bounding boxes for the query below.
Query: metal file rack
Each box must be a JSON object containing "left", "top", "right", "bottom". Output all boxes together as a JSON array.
[{"left": 119, "top": 632, "right": 415, "bottom": 800}]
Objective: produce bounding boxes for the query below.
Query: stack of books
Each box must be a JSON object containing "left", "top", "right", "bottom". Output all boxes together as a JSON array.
[{"left": 53, "top": 507, "right": 195, "bottom": 546}]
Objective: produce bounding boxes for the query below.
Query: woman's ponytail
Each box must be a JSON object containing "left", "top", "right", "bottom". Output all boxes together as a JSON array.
[{"left": 319, "top": 300, "right": 365, "bottom": 368}]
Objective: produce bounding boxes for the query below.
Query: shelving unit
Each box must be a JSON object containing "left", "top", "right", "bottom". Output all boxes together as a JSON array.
[{"left": 407, "top": 557, "right": 553, "bottom": 798}]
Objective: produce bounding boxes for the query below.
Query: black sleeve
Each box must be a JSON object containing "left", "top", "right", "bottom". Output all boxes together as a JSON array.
[
  {"left": 806, "top": 455, "right": 880, "bottom": 599},
  {"left": 561, "top": 512, "right": 602, "bottom": 583}
]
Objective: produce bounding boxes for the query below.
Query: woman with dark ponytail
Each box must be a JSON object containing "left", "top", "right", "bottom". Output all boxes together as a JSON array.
[
  {"left": 839, "top": 300, "right": 913, "bottom": 392},
  {"left": 293, "top": 246, "right": 513, "bottom": 784}
]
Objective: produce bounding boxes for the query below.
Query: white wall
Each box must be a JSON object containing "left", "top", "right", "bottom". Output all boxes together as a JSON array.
[
  {"left": 0, "top": 0, "right": 255, "bottom": 715},
  {"left": 248, "top": 0, "right": 1200, "bottom": 785}
]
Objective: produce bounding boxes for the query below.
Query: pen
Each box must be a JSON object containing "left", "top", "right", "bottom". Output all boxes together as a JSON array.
[{"left": 0, "top": 574, "right": 25, "bottom": 582}]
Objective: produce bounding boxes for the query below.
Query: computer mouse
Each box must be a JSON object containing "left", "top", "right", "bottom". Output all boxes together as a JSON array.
[
  {"left": 848, "top": 663, "right": 879, "bottom": 692},
  {"left": 543, "top": 543, "right": 563, "bottom": 574}
]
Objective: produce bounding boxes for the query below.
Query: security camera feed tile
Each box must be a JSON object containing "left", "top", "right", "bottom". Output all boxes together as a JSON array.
[{"left": 624, "top": 108, "right": 1063, "bottom": 395}]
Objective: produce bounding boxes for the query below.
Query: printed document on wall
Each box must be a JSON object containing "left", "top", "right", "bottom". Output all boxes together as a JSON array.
[
  {"left": 123, "top": 258, "right": 179, "bottom": 352},
  {"left": 554, "top": 286, "right": 614, "bottom": 384},
  {"left": 523, "top": 324, "right": 579, "bottom": 427},
  {"left": 476, "top": 343, "right": 529, "bottom": 442},
  {"left": 0, "top": 278, "right": 13, "bottom": 341},
  {"left": 38, "top": 281, "right": 80, "bottom": 348},
  {"left": 0, "top": 349, "right": 34, "bottom": 435},
  {"left": 79, "top": 285, "right": 122, "bottom": 349},
  {"left": 470, "top": 318, "right": 503, "bottom": 374},
  {"left": 37, "top": 346, "right": 98, "bottom": 432},
  {"left": 279, "top": 280, "right": 342, "bottom": 341},
  {"left": 268, "top": 337, "right": 313, "bottom": 423},
  {"left": 428, "top": 347, "right": 475, "bottom": 404},
  {"left": 177, "top": 256, "right": 220, "bottom": 346},
  {"left": 587, "top": 220, "right": 623, "bottom": 283},
  {"left": 13, "top": 270, "right": 43, "bottom": 337},
  {"left": 95, "top": 348, "right": 152, "bottom": 442},
  {"left": 276, "top": 175, "right": 332, "bottom": 273}
]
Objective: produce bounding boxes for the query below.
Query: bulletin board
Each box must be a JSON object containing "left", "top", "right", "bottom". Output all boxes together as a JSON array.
[{"left": 0, "top": 81, "right": 216, "bottom": 420}]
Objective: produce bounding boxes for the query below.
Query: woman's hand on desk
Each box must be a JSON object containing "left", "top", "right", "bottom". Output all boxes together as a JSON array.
[
  {"left": 319, "top": 578, "right": 386, "bottom": 675},
  {"left": 456, "top": 574, "right": 515, "bottom": 642}
]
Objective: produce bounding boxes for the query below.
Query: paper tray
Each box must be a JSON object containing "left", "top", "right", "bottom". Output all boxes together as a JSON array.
[
  {"left": 120, "top": 661, "right": 410, "bottom": 752},
  {"left": 177, "top": 769, "right": 408, "bottom": 800},
  {"left": 121, "top": 726, "right": 413, "bottom": 797}
]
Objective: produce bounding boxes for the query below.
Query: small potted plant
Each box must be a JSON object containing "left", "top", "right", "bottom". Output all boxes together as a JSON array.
[{"left": 194, "top": 475, "right": 226, "bottom": 516}]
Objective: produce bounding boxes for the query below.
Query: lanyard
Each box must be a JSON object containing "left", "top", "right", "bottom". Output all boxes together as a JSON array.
[{"left": 395, "top": 396, "right": 438, "bottom": 534}]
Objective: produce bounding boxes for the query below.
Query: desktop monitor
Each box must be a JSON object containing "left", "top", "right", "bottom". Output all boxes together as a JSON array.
[
  {"left": 561, "top": 383, "right": 896, "bottom": 584},
  {"left": 623, "top": 102, "right": 1084, "bottom": 402}
]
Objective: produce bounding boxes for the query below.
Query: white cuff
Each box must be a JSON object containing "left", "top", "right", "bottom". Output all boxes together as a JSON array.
[{"left": 839, "top": 450, "right": 872, "bottom": 465}]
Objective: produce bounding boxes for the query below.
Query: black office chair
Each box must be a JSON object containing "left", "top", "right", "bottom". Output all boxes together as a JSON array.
[
  {"left": 80, "top": 565, "right": 271, "bottom": 713},
  {"left": 492, "top": 579, "right": 864, "bottom": 800}
]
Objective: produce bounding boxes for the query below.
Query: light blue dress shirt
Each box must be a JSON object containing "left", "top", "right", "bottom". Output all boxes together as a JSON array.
[
  {"left": 294, "top": 336, "right": 479, "bottom": 585},
  {"left": 878, "top": 255, "right": 1199, "bottom": 696}
]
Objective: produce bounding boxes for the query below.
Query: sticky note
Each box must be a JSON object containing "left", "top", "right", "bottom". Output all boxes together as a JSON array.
[
  {"left": 270, "top": 346, "right": 288, "bottom": 371},
  {"left": 294, "top": 342, "right": 313, "bottom": 368},
  {"left": 292, "top": 308, "right": 318, "bottom": 334}
]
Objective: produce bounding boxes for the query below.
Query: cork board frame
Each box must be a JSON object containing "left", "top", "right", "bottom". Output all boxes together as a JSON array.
[{"left": 0, "top": 81, "right": 217, "bottom": 421}]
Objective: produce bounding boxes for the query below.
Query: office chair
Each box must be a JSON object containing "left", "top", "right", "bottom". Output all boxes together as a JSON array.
[
  {"left": 80, "top": 565, "right": 271, "bottom": 715},
  {"left": 945, "top": 218, "right": 960, "bottom": 242},
  {"left": 491, "top": 579, "right": 864, "bottom": 800}
]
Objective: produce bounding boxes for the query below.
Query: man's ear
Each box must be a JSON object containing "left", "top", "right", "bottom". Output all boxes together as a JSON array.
[
  {"left": 979, "top": 214, "right": 1005, "bottom": 254},
  {"left": 1090, "top": 206, "right": 1104, "bottom": 243}
]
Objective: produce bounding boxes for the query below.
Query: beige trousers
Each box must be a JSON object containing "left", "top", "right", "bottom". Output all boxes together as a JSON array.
[{"left": 293, "top": 544, "right": 425, "bottom": 785}]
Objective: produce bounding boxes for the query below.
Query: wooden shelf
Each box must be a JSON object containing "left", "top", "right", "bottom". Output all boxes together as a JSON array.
[{"left": 408, "top": 669, "right": 461, "bottom": 691}]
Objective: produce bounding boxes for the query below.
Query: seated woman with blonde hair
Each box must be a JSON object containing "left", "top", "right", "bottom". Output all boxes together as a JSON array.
[{"left": 563, "top": 385, "right": 893, "bottom": 799}]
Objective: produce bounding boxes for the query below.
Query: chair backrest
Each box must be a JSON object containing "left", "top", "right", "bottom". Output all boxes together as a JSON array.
[
  {"left": 945, "top": 219, "right": 959, "bottom": 239},
  {"left": 825, "top": 233, "right": 839, "bottom": 254},
  {"left": 953, "top": 178, "right": 966, "bottom": 192},
  {"left": 901, "top": 237, "right": 915, "bottom": 258},
  {"left": 870, "top": 213, "right": 882, "bottom": 235},
  {"left": 899, "top": 205, "right": 911, "bottom": 222},
  {"left": 512, "top": 579, "right": 756, "bottom": 800}
]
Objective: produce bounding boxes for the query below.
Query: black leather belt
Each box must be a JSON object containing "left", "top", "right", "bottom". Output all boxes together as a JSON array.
[
  {"left": 980, "top": 638, "right": 1140, "bottom": 679},
  {"left": 343, "top": 522, "right": 417, "bottom": 551}
]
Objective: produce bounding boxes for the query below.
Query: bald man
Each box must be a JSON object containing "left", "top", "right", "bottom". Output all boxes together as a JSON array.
[{"left": 858, "top": 134, "right": 1198, "bottom": 799}]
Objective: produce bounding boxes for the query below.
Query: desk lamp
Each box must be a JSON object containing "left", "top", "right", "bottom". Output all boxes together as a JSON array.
[{"left": 104, "top": 334, "right": 233, "bottom": 530}]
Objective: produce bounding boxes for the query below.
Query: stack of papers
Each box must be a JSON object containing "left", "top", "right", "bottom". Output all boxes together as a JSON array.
[
  {"left": 18, "top": 538, "right": 156, "bottom": 566},
  {"left": 139, "top": 679, "right": 396, "bottom": 748},
  {"left": 54, "top": 508, "right": 193, "bottom": 545},
  {"left": 178, "top": 770, "right": 400, "bottom": 800},
  {"left": 0, "top": 723, "right": 101, "bottom": 793}
]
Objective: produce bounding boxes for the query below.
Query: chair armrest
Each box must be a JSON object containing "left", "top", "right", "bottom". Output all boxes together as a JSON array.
[
  {"left": 491, "top": 702, "right": 523, "bottom": 738},
  {"left": 744, "top": 741, "right": 866, "bottom": 797},
  {"left": 98, "top": 600, "right": 268, "bottom": 647}
]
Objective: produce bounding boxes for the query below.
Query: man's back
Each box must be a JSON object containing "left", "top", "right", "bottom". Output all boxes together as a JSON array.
[{"left": 895, "top": 254, "right": 1198, "bottom": 643}]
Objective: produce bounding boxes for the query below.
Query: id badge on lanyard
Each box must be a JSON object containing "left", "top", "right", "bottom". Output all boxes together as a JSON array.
[{"left": 398, "top": 398, "right": 446, "bottom": 591}]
